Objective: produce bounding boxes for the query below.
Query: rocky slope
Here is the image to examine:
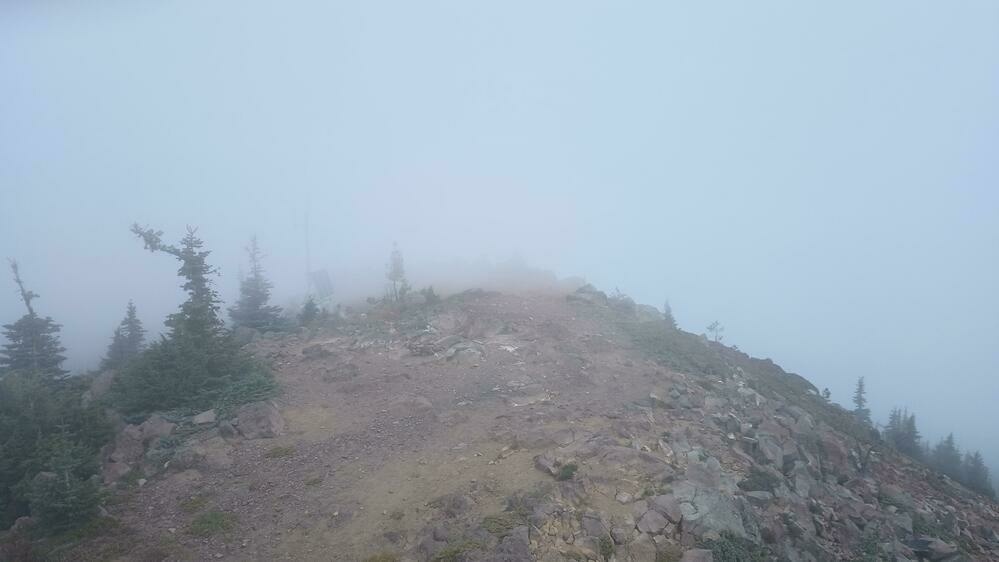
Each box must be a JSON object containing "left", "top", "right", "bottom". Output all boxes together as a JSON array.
[{"left": 63, "top": 287, "right": 999, "bottom": 561}]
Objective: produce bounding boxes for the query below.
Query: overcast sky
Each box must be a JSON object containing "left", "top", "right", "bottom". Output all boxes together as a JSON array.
[{"left": 2, "top": 1, "right": 997, "bottom": 467}]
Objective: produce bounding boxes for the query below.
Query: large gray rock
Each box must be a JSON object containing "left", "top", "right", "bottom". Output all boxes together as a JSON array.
[
  {"left": 679, "top": 487, "right": 750, "bottom": 539},
  {"left": 235, "top": 401, "right": 284, "bottom": 439},
  {"left": 636, "top": 509, "right": 668, "bottom": 534},
  {"left": 173, "top": 436, "right": 233, "bottom": 470},
  {"left": 192, "top": 409, "right": 217, "bottom": 425},
  {"left": 139, "top": 414, "right": 176, "bottom": 444}
]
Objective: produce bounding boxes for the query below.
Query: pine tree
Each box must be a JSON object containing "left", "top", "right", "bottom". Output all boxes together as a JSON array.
[
  {"left": 299, "top": 296, "right": 319, "bottom": 325},
  {"left": 900, "top": 411, "right": 922, "bottom": 458},
  {"left": 962, "top": 451, "right": 994, "bottom": 498},
  {"left": 0, "top": 261, "right": 67, "bottom": 380},
  {"left": 113, "top": 225, "right": 262, "bottom": 414},
  {"left": 229, "top": 236, "right": 283, "bottom": 331},
  {"left": 932, "top": 434, "right": 963, "bottom": 480},
  {"left": 101, "top": 301, "right": 145, "bottom": 370},
  {"left": 663, "top": 300, "right": 677, "bottom": 329},
  {"left": 132, "top": 224, "right": 224, "bottom": 340},
  {"left": 885, "top": 407, "right": 902, "bottom": 446},
  {"left": 386, "top": 243, "right": 409, "bottom": 303},
  {"left": 852, "top": 377, "right": 871, "bottom": 425}
]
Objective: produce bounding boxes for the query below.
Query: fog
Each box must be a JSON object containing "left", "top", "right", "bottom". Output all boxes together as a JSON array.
[{"left": 2, "top": 1, "right": 997, "bottom": 472}]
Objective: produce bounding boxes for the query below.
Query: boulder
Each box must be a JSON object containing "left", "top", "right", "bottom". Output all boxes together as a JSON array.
[
  {"left": 192, "top": 409, "right": 217, "bottom": 425},
  {"left": 636, "top": 509, "right": 668, "bottom": 534},
  {"left": 173, "top": 436, "right": 233, "bottom": 470},
  {"left": 235, "top": 401, "right": 284, "bottom": 439},
  {"left": 139, "top": 414, "right": 176, "bottom": 444}
]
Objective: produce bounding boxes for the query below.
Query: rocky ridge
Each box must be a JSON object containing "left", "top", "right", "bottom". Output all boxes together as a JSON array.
[{"left": 58, "top": 287, "right": 999, "bottom": 561}]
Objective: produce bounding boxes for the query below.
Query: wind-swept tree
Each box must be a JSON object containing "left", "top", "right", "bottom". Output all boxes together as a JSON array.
[
  {"left": 0, "top": 260, "right": 67, "bottom": 380},
  {"left": 852, "top": 376, "right": 871, "bottom": 425},
  {"left": 386, "top": 243, "right": 410, "bottom": 303},
  {"left": 113, "top": 225, "right": 270, "bottom": 414},
  {"left": 229, "top": 236, "right": 282, "bottom": 331},
  {"left": 101, "top": 300, "right": 145, "bottom": 370}
]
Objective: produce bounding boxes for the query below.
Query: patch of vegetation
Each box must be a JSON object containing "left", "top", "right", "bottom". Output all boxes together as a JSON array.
[
  {"left": 849, "top": 532, "right": 882, "bottom": 562},
  {"left": 304, "top": 476, "right": 323, "bottom": 486},
  {"left": 363, "top": 554, "right": 399, "bottom": 562},
  {"left": 188, "top": 510, "right": 236, "bottom": 537},
  {"left": 482, "top": 512, "right": 527, "bottom": 536},
  {"left": 655, "top": 544, "right": 684, "bottom": 562},
  {"left": 179, "top": 495, "right": 210, "bottom": 513},
  {"left": 737, "top": 466, "right": 781, "bottom": 493},
  {"left": 598, "top": 535, "right": 614, "bottom": 560},
  {"left": 697, "top": 532, "right": 771, "bottom": 562},
  {"left": 389, "top": 509, "right": 404, "bottom": 521},
  {"left": 431, "top": 539, "right": 484, "bottom": 562},
  {"left": 263, "top": 445, "right": 296, "bottom": 458},
  {"left": 556, "top": 462, "right": 579, "bottom": 481}
]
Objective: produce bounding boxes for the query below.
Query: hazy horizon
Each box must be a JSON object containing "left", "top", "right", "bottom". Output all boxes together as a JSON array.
[{"left": 3, "top": 1, "right": 998, "bottom": 474}]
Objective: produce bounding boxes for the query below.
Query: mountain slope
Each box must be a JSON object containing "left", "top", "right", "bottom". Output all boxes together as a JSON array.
[{"left": 64, "top": 287, "right": 999, "bottom": 561}]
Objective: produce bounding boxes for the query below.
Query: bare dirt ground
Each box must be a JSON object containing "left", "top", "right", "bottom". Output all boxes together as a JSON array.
[{"left": 89, "top": 291, "right": 676, "bottom": 561}]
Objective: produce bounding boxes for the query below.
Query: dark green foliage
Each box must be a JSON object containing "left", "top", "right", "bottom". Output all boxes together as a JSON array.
[
  {"left": 24, "top": 437, "right": 104, "bottom": 534},
  {"left": 1, "top": 261, "right": 67, "bottom": 380},
  {"left": 0, "top": 263, "right": 109, "bottom": 533},
  {"left": 884, "top": 408, "right": 921, "bottom": 458},
  {"left": 0, "top": 372, "right": 110, "bottom": 531},
  {"left": 299, "top": 296, "right": 320, "bottom": 325},
  {"left": 113, "top": 225, "right": 276, "bottom": 415},
  {"left": 598, "top": 535, "right": 614, "bottom": 560},
  {"left": 229, "top": 236, "right": 283, "bottom": 331},
  {"left": 132, "top": 225, "right": 224, "bottom": 341},
  {"left": 101, "top": 301, "right": 145, "bottom": 371},
  {"left": 556, "top": 463, "right": 578, "bottom": 481},
  {"left": 961, "top": 451, "right": 994, "bottom": 497},
  {"left": 112, "top": 333, "right": 262, "bottom": 414},
  {"left": 931, "top": 434, "right": 963, "bottom": 481}
]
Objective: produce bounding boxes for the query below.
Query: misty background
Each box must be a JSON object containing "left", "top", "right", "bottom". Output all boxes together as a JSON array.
[{"left": 2, "top": 2, "right": 997, "bottom": 471}]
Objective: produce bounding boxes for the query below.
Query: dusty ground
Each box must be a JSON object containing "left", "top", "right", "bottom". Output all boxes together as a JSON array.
[
  {"left": 62, "top": 289, "right": 999, "bottom": 562},
  {"left": 86, "top": 291, "right": 677, "bottom": 560}
]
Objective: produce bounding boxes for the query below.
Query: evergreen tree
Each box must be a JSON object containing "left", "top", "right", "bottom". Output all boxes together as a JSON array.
[
  {"left": 821, "top": 388, "right": 831, "bottom": 401},
  {"left": 852, "top": 376, "right": 871, "bottom": 425},
  {"left": 229, "top": 236, "right": 282, "bottom": 331},
  {"left": 299, "top": 296, "right": 319, "bottom": 325},
  {"left": 113, "top": 225, "right": 267, "bottom": 414},
  {"left": 931, "top": 433, "right": 963, "bottom": 480},
  {"left": 132, "top": 224, "right": 224, "bottom": 340},
  {"left": 663, "top": 300, "right": 677, "bottom": 329},
  {"left": 962, "top": 451, "right": 994, "bottom": 498},
  {"left": 101, "top": 300, "right": 145, "bottom": 370},
  {"left": 386, "top": 243, "right": 409, "bottom": 303},
  {"left": 0, "top": 261, "right": 67, "bottom": 380},
  {"left": 899, "top": 411, "right": 922, "bottom": 458}
]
